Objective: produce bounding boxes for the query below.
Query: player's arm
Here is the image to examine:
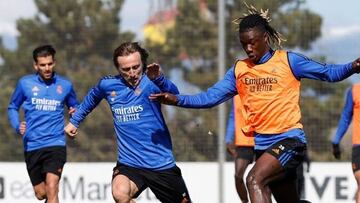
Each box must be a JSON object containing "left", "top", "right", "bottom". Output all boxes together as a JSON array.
[
  {"left": 147, "top": 63, "right": 179, "bottom": 94},
  {"left": 331, "top": 88, "right": 353, "bottom": 159},
  {"left": 65, "top": 83, "right": 79, "bottom": 117},
  {"left": 225, "top": 100, "right": 237, "bottom": 158},
  {"left": 288, "top": 52, "right": 354, "bottom": 82},
  {"left": 7, "top": 81, "right": 26, "bottom": 135},
  {"left": 150, "top": 67, "right": 237, "bottom": 108},
  {"left": 67, "top": 81, "right": 105, "bottom": 131}
]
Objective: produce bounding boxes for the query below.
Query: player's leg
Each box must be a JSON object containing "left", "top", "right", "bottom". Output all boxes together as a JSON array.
[
  {"left": 42, "top": 146, "right": 66, "bottom": 203},
  {"left": 246, "top": 152, "right": 283, "bottom": 203},
  {"left": 25, "top": 148, "right": 47, "bottom": 200},
  {"left": 145, "top": 165, "right": 191, "bottom": 203},
  {"left": 111, "top": 163, "right": 144, "bottom": 203},
  {"left": 235, "top": 159, "right": 250, "bottom": 202},
  {"left": 268, "top": 138, "right": 305, "bottom": 203},
  {"left": 247, "top": 138, "right": 305, "bottom": 203},
  {"left": 44, "top": 173, "right": 60, "bottom": 203},
  {"left": 112, "top": 175, "right": 138, "bottom": 203},
  {"left": 269, "top": 174, "right": 299, "bottom": 203},
  {"left": 33, "top": 182, "right": 47, "bottom": 200},
  {"left": 351, "top": 146, "right": 360, "bottom": 203},
  {"left": 234, "top": 146, "right": 254, "bottom": 203},
  {"left": 354, "top": 170, "right": 360, "bottom": 203}
]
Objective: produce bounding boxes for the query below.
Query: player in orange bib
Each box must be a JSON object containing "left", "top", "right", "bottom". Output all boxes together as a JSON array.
[
  {"left": 225, "top": 95, "right": 254, "bottom": 203},
  {"left": 150, "top": 5, "right": 360, "bottom": 203},
  {"left": 332, "top": 83, "right": 360, "bottom": 203}
]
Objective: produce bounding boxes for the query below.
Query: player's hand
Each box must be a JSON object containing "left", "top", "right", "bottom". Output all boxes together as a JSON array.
[
  {"left": 64, "top": 123, "right": 78, "bottom": 139},
  {"left": 68, "top": 107, "right": 76, "bottom": 117},
  {"left": 19, "top": 121, "right": 26, "bottom": 135},
  {"left": 226, "top": 143, "right": 237, "bottom": 158},
  {"left": 352, "top": 58, "right": 360, "bottom": 73},
  {"left": 332, "top": 143, "right": 341, "bottom": 159},
  {"left": 149, "top": 93, "right": 178, "bottom": 105},
  {"left": 146, "top": 63, "right": 162, "bottom": 80}
]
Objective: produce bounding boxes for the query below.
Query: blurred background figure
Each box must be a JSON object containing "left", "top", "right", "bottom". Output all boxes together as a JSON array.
[
  {"left": 225, "top": 95, "right": 255, "bottom": 203},
  {"left": 7, "top": 44, "right": 78, "bottom": 203},
  {"left": 332, "top": 83, "right": 360, "bottom": 203}
]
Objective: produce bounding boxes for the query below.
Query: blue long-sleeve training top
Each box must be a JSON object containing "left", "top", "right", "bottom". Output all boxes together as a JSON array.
[
  {"left": 332, "top": 88, "right": 354, "bottom": 145},
  {"left": 8, "top": 73, "right": 78, "bottom": 151},
  {"left": 176, "top": 50, "right": 354, "bottom": 150},
  {"left": 225, "top": 100, "right": 235, "bottom": 144},
  {"left": 70, "top": 74, "right": 179, "bottom": 170}
]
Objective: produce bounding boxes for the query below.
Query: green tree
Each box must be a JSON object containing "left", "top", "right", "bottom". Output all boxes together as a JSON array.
[{"left": 0, "top": 0, "right": 134, "bottom": 161}]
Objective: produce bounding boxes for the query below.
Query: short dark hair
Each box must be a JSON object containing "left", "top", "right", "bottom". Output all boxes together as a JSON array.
[
  {"left": 113, "top": 42, "right": 149, "bottom": 70},
  {"left": 33, "top": 45, "right": 56, "bottom": 62}
]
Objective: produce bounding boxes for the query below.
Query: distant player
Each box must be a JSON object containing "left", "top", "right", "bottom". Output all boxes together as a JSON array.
[
  {"left": 225, "top": 95, "right": 254, "bottom": 203},
  {"left": 332, "top": 83, "right": 360, "bottom": 203},
  {"left": 8, "top": 44, "right": 78, "bottom": 203}
]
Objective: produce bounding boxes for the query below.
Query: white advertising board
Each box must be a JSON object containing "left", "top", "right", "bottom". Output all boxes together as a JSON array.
[{"left": 0, "top": 162, "right": 356, "bottom": 203}]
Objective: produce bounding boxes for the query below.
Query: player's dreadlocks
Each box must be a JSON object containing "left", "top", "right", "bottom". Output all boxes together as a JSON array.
[{"left": 233, "top": 3, "right": 285, "bottom": 48}]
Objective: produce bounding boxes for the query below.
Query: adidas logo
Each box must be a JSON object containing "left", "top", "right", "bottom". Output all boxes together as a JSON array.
[{"left": 272, "top": 149, "right": 280, "bottom": 154}]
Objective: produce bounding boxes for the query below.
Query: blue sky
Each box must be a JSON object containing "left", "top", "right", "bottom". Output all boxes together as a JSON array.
[
  {"left": 0, "top": 0, "right": 359, "bottom": 64},
  {"left": 303, "top": 0, "right": 360, "bottom": 63}
]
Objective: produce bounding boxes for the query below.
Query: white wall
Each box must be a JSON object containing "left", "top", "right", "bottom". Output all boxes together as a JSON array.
[{"left": 0, "top": 162, "right": 356, "bottom": 203}]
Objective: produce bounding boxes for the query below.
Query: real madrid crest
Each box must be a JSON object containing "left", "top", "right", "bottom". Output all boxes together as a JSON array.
[
  {"left": 32, "top": 86, "right": 39, "bottom": 96},
  {"left": 134, "top": 88, "right": 141, "bottom": 95},
  {"left": 56, "top": 85, "right": 63, "bottom": 94}
]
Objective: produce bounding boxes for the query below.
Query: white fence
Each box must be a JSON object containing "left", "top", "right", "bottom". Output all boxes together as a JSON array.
[{"left": 0, "top": 162, "right": 356, "bottom": 203}]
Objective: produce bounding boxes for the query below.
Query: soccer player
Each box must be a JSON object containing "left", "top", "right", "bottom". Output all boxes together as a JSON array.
[
  {"left": 332, "top": 83, "right": 360, "bottom": 203},
  {"left": 225, "top": 95, "right": 254, "bottom": 203},
  {"left": 64, "top": 42, "right": 191, "bottom": 203},
  {"left": 8, "top": 44, "right": 78, "bottom": 203},
  {"left": 150, "top": 5, "right": 360, "bottom": 203}
]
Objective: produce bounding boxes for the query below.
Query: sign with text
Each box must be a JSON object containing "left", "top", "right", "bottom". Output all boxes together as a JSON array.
[{"left": 0, "top": 162, "right": 356, "bottom": 203}]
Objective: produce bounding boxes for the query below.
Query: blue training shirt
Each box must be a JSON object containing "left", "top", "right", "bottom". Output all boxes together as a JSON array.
[
  {"left": 70, "top": 74, "right": 179, "bottom": 170},
  {"left": 8, "top": 73, "right": 78, "bottom": 152},
  {"left": 225, "top": 100, "right": 235, "bottom": 144},
  {"left": 177, "top": 50, "right": 354, "bottom": 150},
  {"left": 332, "top": 87, "right": 354, "bottom": 145}
]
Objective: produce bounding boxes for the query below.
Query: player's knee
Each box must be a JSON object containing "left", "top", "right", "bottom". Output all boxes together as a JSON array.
[
  {"left": 246, "top": 172, "right": 262, "bottom": 190},
  {"left": 34, "top": 190, "right": 47, "bottom": 200},
  {"left": 33, "top": 183, "right": 47, "bottom": 200},
  {"left": 45, "top": 181, "right": 59, "bottom": 195},
  {"left": 112, "top": 189, "right": 132, "bottom": 203}
]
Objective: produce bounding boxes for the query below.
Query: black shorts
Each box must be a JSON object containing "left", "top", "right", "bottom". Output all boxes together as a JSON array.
[
  {"left": 352, "top": 146, "right": 360, "bottom": 172},
  {"left": 255, "top": 138, "right": 306, "bottom": 179},
  {"left": 24, "top": 146, "right": 66, "bottom": 186},
  {"left": 112, "top": 163, "right": 191, "bottom": 203},
  {"left": 236, "top": 146, "right": 255, "bottom": 163}
]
